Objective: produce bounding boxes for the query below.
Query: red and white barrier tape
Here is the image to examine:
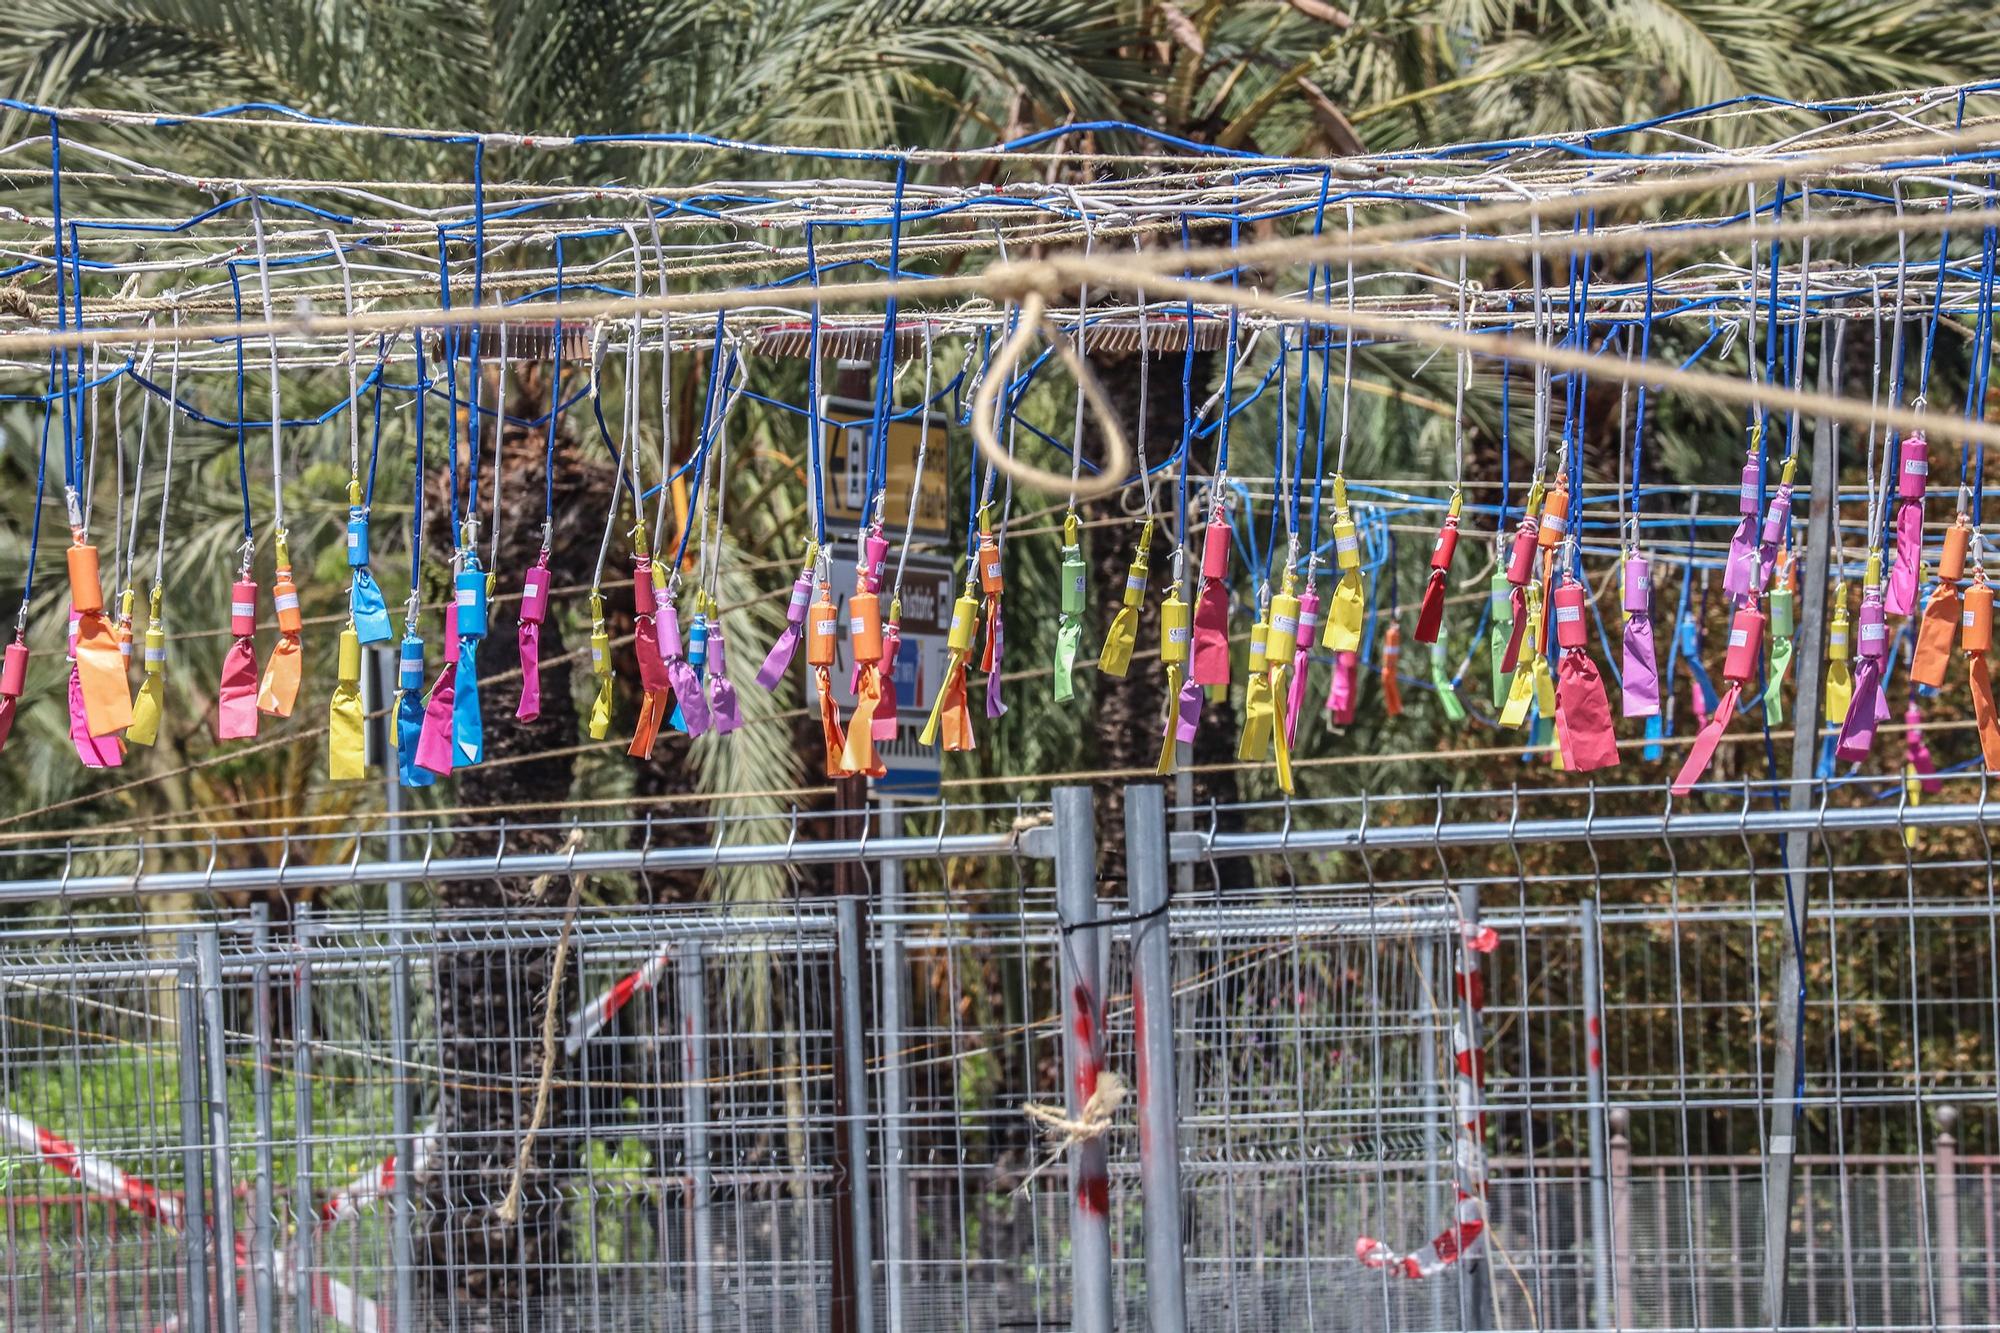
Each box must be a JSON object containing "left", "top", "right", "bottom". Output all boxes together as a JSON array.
[
  {"left": 1356, "top": 920, "right": 1499, "bottom": 1280},
  {"left": 0, "top": 1106, "right": 381, "bottom": 1331}
]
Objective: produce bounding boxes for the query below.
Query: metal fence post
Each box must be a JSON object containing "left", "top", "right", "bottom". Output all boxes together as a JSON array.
[
  {"left": 1053, "top": 784, "right": 1113, "bottom": 1333},
  {"left": 250, "top": 906, "right": 278, "bottom": 1333},
  {"left": 176, "top": 933, "right": 212, "bottom": 1333},
  {"left": 387, "top": 881, "right": 417, "bottom": 1333},
  {"left": 291, "top": 905, "right": 315, "bottom": 1333},
  {"left": 833, "top": 896, "right": 877, "bottom": 1333},
  {"left": 1610, "top": 1108, "right": 1634, "bottom": 1333},
  {"left": 196, "top": 930, "right": 241, "bottom": 1333},
  {"left": 876, "top": 801, "right": 911, "bottom": 1333},
  {"left": 1456, "top": 880, "right": 1494, "bottom": 1331},
  {"left": 1126, "top": 783, "right": 1187, "bottom": 1333},
  {"left": 1938, "top": 1106, "right": 1963, "bottom": 1330},
  {"left": 677, "top": 939, "right": 715, "bottom": 1333},
  {"left": 1763, "top": 337, "right": 1836, "bottom": 1327},
  {"left": 1580, "top": 898, "right": 1614, "bottom": 1329}
]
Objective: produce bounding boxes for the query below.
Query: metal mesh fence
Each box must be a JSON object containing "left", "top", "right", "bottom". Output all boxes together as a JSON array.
[{"left": 0, "top": 783, "right": 1994, "bottom": 1331}]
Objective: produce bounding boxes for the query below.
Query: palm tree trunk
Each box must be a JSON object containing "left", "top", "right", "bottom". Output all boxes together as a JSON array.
[{"left": 414, "top": 365, "right": 598, "bottom": 1329}]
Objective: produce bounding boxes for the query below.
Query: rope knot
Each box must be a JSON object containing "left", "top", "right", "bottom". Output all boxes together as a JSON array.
[{"left": 1015, "top": 1070, "right": 1127, "bottom": 1196}]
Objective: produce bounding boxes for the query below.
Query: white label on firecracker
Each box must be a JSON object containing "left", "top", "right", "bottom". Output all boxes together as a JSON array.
[
  {"left": 1274, "top": 614, "right": 1299, "bottom": 637},
  {"left": 1860, "top": 621, "right": 1884, "bottom": 642},
  {"left": 275, "top": 593, "right": 299, "bottom": 612},
  {"left": 1907, "top": 457, "right": 1929, "bottom": 476},
  {"left": 1070, "top": 574, "right": 1085, "bottom": 595},
  {"left": 231, "top": 601, "right": 255, "bottom": 619},
  {"left": 813, "top": 617, "right": 835, "bottom": 637},
  {"left": 1168, "top": 626, "right": 1191, "bottom": 644},
  {"left": 1729, "top": 628, "right": 1748, "bottom": 647},
  {"left": 457, "top": 588, "right": 477, "bottom": 606},
  {"left": 985, "top": 560, "right": 1002, "bottom": 580},
  {"left": 789, "top": 586, "right": 811, "bottom": 611},
  {"left": 1544, "top": 515, "right": 1567, "bottom": 534},
  {"left": 849, "top": 616, "right": 867, "bottom": 635},
  {"left": 145, "top": 646, "right": 165, "bottom": 663},
  {"left": 1557, "top": 606, "right": 1580, "bottom": 624},
  {"left": 1831, "top": 629, "right": 1848, "bottom": 645},
  {"left": 1125, "top": 574, "right": 1145, "bottom": 593},
  {"left": 347, "top": 530, "right": 359, "bottom": 547},
  {"left": 949, "top": 610, "right": 967, "bottom": 635},
  {"left": 1336, "top": 531, "right": 1358, "bottom": 554},
  {"left": 1967, "top": 610, "right": 1980, "bottom": 628}
]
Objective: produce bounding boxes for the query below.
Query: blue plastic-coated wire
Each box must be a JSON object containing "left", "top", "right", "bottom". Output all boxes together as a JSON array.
[
  {"left": 1630, "top": 253, "right": 1655, "bottom": 532},
  {"left": 803, "top": 222, "right": 829, "bottom": 548}
]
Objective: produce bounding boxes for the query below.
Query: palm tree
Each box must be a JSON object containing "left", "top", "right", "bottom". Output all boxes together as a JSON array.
[{"left": 4, "top": 1, "right": 2000, "bottom": 1327}]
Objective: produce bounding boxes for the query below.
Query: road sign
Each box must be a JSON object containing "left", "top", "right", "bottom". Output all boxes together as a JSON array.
[
  {"left": 820, "top": 396, "right": 953, "bottom": 544},
  {"left": 811, "top": 544, "right": 957, "bottom": 800}
]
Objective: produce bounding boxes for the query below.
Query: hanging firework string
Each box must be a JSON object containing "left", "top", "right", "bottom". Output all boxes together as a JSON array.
[{"left": 23, "top": 95, "right": 2000, "bottom": 808}]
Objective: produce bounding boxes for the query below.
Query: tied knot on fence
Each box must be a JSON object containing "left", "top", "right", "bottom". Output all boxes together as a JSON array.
[{"left": 1015, "top": 1069, "right": 1127, "bottom": 1196}]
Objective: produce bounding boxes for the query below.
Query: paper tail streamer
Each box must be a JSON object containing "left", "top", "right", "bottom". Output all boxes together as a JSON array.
[
  {"left": 628, "top": 689, "right": 669, "bottom": 760},
  {"left": 872, "top": 623, "right": 901, "bottom": 741},
  {"left": 453, "top": 640, "right": 483, "bottom": 767},
  {"left": 1155, "top": 664, "right": 1184, "bottom": 774},
  {"left": 663, "top": 614, "right": 712, "bottom": 738},
  {"left": 218, "top": 635, "right": 260, "bottom": 740},
  {"left": 984, "top": 602, "right": 1007, "bottom": 719},
  {"left": 69, "top": 665, "right": 123, "bottom": 768},
  {"left": 257, "top": 631, "right": 302, "bottom": 718},
  {"left": 1429, "top": 643, "right": 1467, "bottom": 723},
  {"left": 1501, "top": 586, "right": 1528, "bottom": 674},
  {"left": 1326, "top": 651, "right": 1359, "bottom": 724},
  {"left": 1237, "top": 667, "right": 1274, "bottom": 762},
  {"left": 1054, "top": 617, "right": 1082, "bottom": 702},
  {"left": 1764, "top": 635, "right": 1794, "bottom": 726},
  {"left": 1970, "top": 654, "right": 2000, "bottom": 772},
  {"left": 128, "top": 598, "right": 165, "bottom": 748},
  {"left": 756, "top": 569, "right": 814, "bottom": 690},
  {"left": 517, "top": 617, "right": 543, "bottom": 721},
  {"left": 1722, "top": 515, "right": 1759, "bottom": 599},
  {"left": 1888, "top": 501, "right": 1923, "bottom": 617},
  {"left": 1621, "top": 617, "right": 1660, "bottom": 719},
  {"left": 350, "top": 568, "right": 392, "bottom": 644},
  {"left": 395, "top": 673, "right": 434, "bottom": 789},
  {"left": 707, "top": 629, "right": 743, "bottom": 735},
  {"left": 1671, "top": 683, "right": 1740, "bottom": 795},
  {"left": 1834, "top": 655, "right": 1886, "bottom": 763},
  {"left": 1487, "top": 574, "right": 1511, "bottom": 708},
  {"left": 415, "top": 661, "right": 459, "bottom": 776},
  {"left": 1912, "top": 581, "right": 1961, "bottom": 688},
  {"left": 1554, "top": 651, "right": 1620, "bottom": 772},
  {"left": 840, "top": 664, "right": 887, "bottom": 777},
  {"left": 920, "top": 652, "right": 976, "bottom": 752},
  {"left": 1284, "top": 644, "right": 1312, "bottom": 745},
  {"left": 73, "top": 610, "right": 131, "bottom": 738}
]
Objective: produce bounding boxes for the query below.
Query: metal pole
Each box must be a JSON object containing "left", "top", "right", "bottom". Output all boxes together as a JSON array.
[
  {"left": 1053, "top": 785, "right": 1114, "bottom": 1333},
  {"left": 1456, "top": 881, "right": 1493, "bottom": 1331},
  {"left": 196, "top": 930, "right": 242, "bottom": 1333},
  {"left": 292, "top": 905, "right": 314, "bottom": 1333},
  {"left": 175, "top": 934, "right": 211, "bottom": 1333},
  {"left": 1762, "top": 336, "right": 1836, "bottom": 1328},
  {"left": 677, "top": 939, "right": 715, "bottom": 1333},
  {"left": 249, "top": 906, "right": 278, "bottom": 1333},
  {"left": 833, "top": 895, "right": 876, "bottom": 1333},
  {"left": 387, "top": 879, "right": 416, "bottom": 1333},
  {"left": 1126, "top": 783, "right": 1187, "bottom": 1333},
  {"left": 1610, "top": 1109, "right": 1635, "bottom": 1333},
  {"left": 1938, "top": 1106, "right": 1964, "bottom": 1331},
  {"left": 876, "top": 801, "right": 911, "bottom": 1333},
  {"left": 1580, "top": 898, "right": 1614, "bottom": 1330}
]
